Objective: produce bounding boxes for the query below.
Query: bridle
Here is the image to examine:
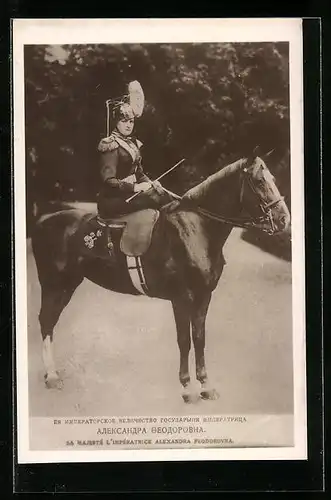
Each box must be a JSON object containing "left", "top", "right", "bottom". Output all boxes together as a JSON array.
[{"left": 193, "top": 161, "right": 285, "bottom": 235}]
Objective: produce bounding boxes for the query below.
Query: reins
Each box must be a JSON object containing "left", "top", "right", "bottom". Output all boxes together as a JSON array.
[
  {"left": 194, "top": 206, "right": 270, "bottom": 232},
  {"left": 165, "top": 162, "right": 284, "bottom": 236},
  {"left": 165, "top": 196, "right": 274, "bottom": 234}
]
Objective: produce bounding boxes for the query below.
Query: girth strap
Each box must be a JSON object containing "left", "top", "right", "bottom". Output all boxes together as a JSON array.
[{"left": 127, "top": 256, "right": 149, "bottom": 295}]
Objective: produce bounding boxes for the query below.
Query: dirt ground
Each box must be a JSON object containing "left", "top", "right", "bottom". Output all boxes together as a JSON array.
[{"left": 26, "top": 226, "right": 293, "bottom": 418}]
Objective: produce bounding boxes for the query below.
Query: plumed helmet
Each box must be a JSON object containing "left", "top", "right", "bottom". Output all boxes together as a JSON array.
[
  {"left": 128, "top": 80, "right": 144, "bottom": 118},
  {"left": 112, "top": 102, "right": 135, "bottom": 122},
  {"left": 105, "top": 80, "right": 145, "bottom": 135}
]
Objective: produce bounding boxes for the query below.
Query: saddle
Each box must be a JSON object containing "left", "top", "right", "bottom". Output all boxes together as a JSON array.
[{"left": 81, "top": 208, "right": 160, "bottom": 259}]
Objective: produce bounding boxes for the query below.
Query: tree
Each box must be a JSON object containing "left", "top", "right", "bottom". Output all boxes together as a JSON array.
[{"left": 24, "top": 42, "right": 291, "bottom": 214}]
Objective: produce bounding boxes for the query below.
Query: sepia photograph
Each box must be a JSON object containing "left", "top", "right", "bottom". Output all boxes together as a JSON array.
[{"left": 13, "top": 19, "right": 306, "bottom": 463}]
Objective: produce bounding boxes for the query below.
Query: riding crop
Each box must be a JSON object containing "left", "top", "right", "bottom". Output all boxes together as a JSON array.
[{"left": 125, "top": 158, "right": 185, "bottom": 203}]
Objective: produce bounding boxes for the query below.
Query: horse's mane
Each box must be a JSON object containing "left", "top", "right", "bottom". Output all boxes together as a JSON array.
[
  {"left": 160, "top": 157, "right": 247, "bottom": 215},
  {"left": 181, "top": 157, "right": 246, "bottom": 203},
  {"left": 160, "top": 199, "right": 182, "bottom": 214}
]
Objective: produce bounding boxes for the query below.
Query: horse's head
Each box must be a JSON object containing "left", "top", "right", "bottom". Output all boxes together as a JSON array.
[{"left": 241, "top": 152, "right": 291, "bottom": 235}]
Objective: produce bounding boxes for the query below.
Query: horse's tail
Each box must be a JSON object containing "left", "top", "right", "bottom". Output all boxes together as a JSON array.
[
  {"left": 28, "top": 199, "right": 70, "bottom": 272},
  {"left": 27, "top": 199, "right": 43, "bottom": 238},
  {"left": 28, "top": 199, "right": 78, "bottom": 236}
]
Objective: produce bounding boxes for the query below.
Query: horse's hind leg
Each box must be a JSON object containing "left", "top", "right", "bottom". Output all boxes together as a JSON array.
[
  {"left": 39, "top": 275, "right": 83, "bottom": 389},
  {"left": 191, "top": 292, "right": 219, "bottom": 401}
]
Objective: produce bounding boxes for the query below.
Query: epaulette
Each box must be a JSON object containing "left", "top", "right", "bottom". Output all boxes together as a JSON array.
[{"left": 97, "top": 135, "right": 119, "bottom": 153}]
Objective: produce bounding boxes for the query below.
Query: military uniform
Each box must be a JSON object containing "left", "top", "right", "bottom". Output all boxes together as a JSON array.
[
  {"left": 97, "top": 130, "right": 152, "bottom": 218},
  {"left": 97, "top": 81, "right": 175, "bottom": 218}
]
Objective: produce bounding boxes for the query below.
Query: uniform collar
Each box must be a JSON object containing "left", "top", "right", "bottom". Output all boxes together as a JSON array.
[
  {"left": 112, "top": 130, "right": 139, "bottom": 162},
  {"left": 113, "top": 130, "right": 134, "bottom": 142}
]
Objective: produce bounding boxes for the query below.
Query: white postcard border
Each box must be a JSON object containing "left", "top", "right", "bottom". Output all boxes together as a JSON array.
[{"left": 13, "top": 18, "right": 307, "bottom": 464}]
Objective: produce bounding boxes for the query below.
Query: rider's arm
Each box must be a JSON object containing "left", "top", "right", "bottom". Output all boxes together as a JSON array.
[
  {"left": 135, "top": 160, "right": 151, "bottom": 184},
  {"left": 134, "top": 140, "right": 150, "bottom": 184},
  {"left": 100, "top": 148, "right": 135, "bottom": 194}
]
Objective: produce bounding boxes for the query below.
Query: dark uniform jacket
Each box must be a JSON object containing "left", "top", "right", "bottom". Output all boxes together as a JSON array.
[{"left": 97, "top": 131, "right": 151, "bottom": 217}]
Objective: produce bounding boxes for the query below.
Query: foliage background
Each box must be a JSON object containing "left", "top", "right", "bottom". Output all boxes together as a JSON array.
[{"left": 24, "top": 43, "right": 291, "bottom": 236}]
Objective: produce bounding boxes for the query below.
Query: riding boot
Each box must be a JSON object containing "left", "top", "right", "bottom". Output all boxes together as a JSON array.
[{"left": 105, "top": 227, "right": 115, "bottom": 260}]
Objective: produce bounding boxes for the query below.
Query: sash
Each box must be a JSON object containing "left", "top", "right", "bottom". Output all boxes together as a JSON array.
[{"left": 112, "top": 132, "right": 141, "bottom": 164}]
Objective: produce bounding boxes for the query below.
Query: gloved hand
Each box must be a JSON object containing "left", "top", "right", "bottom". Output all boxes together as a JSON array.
[
  {"left": 152, "top": 180, "right": 162, "bottom": 189},
  {"left": 134, "top": 182, "right": 152, "bottom": 193},
  {"left": 151, "top": 180, "right": 164, "bottom": 195}
]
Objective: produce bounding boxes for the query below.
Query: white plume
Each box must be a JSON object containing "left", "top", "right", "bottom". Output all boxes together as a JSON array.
[{"left": 128, "top": 80, "right": 145, "bottom": 117}]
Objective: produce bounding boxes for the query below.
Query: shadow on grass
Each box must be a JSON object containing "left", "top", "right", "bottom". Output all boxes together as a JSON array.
[{"left": 241, "top": 228, "right": 292, "bottom": 262}]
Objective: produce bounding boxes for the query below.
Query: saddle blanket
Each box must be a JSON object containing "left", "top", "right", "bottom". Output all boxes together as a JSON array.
[{"left": 81, "top": 208, "right": 160, "bottom": 295}]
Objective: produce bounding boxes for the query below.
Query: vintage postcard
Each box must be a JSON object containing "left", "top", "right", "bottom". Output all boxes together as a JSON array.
[{"left": 13, "top": 18, "right": 307, "bottom": 464}]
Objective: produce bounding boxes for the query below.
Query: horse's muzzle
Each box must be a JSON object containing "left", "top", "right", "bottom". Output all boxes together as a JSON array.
[
  {"left": 271, "top": 211, "right": 291, "bottom": 235},
  {"left": 268, "top": 198, "right": 291, "bottom": 234},
  {"left": 278, "top": 213, "right": 291, "bottom": 231}
]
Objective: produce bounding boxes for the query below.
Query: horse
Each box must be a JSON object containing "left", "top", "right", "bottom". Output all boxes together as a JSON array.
[{"left": 30, "top": 151, "right": 291, "bottom": 403}]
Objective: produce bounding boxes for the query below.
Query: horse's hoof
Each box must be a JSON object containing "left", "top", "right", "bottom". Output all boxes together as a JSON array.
[
  {"left": 44, "top": 372, "right": 63, "bottom": 390},
  {"left": 200, "top": 388, "right": 219, "bottom": 400},
  {"left": 182, "top": 392, "right": 200, "bottom": 404}
]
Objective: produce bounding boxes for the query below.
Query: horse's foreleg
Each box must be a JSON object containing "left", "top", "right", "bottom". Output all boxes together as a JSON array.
[
  {"left": 39, "top": 277, "right": 82, "bottom": 389},
  {"left": 172, "top": 296, "right": 198, "bottom": 403},
  {"left": 191, "top": 292, "right": 219, "bottom": 400}
]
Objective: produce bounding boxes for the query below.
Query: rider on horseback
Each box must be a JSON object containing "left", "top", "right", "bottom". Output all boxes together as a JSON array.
[{"left": 97, "top": 81, "right": 169, "bottom": 219}]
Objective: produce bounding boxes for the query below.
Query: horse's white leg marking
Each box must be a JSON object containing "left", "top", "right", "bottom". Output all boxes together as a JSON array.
[
  {"left": 182, "top": 381, "right": 193, "bottom": 397},
  {"left": 200, "top": 378, "right": 219, "bottom": 400},
  {"left": 42, "top": 336, "right": 58, "bottom": 379},
  {"left": 182, "top": 381, "right": 200, "bottom": 404},
  {"left": 201, "top": 379, "right": 212, "bottom": 391}
]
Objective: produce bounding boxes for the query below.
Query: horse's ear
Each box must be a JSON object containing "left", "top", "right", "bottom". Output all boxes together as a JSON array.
[
  {"left": 264, "top": 148, "right": 275, "bottom": 158},
  {"left": 246, "top": 145, "right": 260, "bottom": 164}
]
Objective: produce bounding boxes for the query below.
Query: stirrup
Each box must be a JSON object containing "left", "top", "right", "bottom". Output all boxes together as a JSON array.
[
  {"left": 97, "top": 215, "right": 125, "bottom": 229},
  {"left": 107, "top": 241, "right": 115, "bottom": 257},
  {"left": 96, "top": 214, "right": 124, "bottom": 258}
]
